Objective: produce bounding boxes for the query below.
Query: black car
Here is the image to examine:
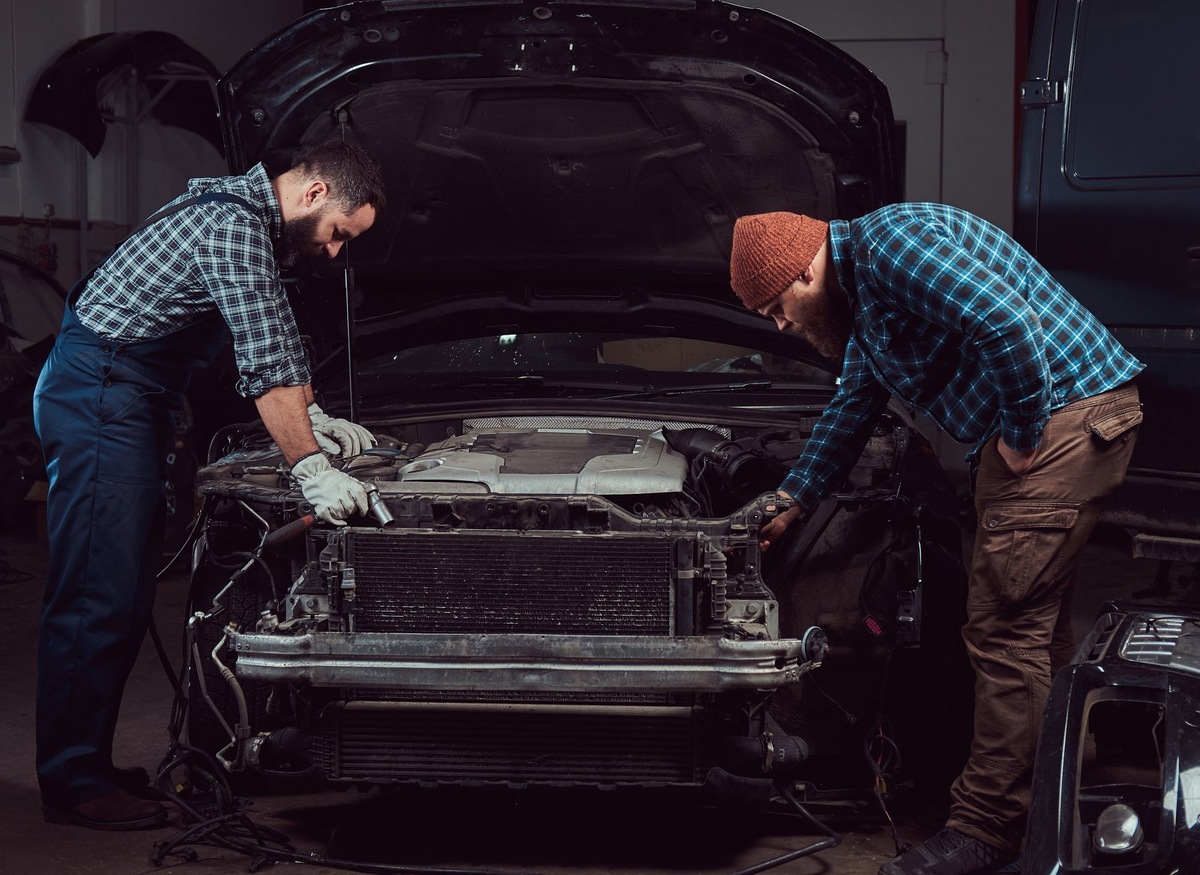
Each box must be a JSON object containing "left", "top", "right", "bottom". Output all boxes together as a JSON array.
[
  {"left": 1016, "top": 0, "right": 1200, "bottom": 557},
  {"left": 1025, "top": 603, "right": 1200, "bottom": 874},
  {"left": 1018, "top": 1, "right": 1200, "bottom": 872},
  {"left": 182, "top": 0, "right": 972, "bottom": 836}
]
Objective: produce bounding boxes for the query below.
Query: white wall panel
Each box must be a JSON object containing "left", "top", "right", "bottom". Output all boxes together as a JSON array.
[
  {"left": 737, "top": 0, "right": 1016, "bottom": 232},
  {"left": 108, "top": 0, "right": 304, "bottom": 226},
  {"left": 943, "top": 0, "right": 1015, "bottom": 229},
  {"left": 0, "top": 0, "right": 90, "bottom": 263},
  {"left": 0, "top": 0, "right": 303, "bottom": 279},
  {"left": 835, "top": 39, "right": 946, "bottom": 203}
]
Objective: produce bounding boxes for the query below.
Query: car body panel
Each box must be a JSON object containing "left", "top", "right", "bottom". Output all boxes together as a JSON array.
[
  {"left": 1025, "top": 604, "right": 1200, "bottom": 874},
  {"left": 1015, "top": 0, "right": 1200, "bottom": 544},
  {"left": 217, "top": 0, "right": 898, "bottom": 285},
  {"left": 1019, "top": 9, "right": 1200, "bottom": 872}
]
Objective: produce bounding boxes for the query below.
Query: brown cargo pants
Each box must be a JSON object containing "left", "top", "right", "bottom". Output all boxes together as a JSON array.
[{"left": 947, "top": 381, "right": 1142, "bottom": 854}]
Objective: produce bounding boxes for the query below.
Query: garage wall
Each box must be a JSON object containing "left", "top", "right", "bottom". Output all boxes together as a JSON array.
[
  {"left": 100, "top": 0, "right": 306, "bottom": 228},
  {"left": 0, "top": 0, "right": 302, "bottom": 280},
  {"left": 754, "top": 0, "right": 1018, "bottom": 232},
  {"left": 0, "top": 0, "right": 91, "bottom": 277}
]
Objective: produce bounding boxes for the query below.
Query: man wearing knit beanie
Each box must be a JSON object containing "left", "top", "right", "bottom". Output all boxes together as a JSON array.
[
  {"left": 730, "top": 202, "right": 1145, "bottom": 875},
  {"left": 730, "top": 211, "right": 850, "bottom": 360}
]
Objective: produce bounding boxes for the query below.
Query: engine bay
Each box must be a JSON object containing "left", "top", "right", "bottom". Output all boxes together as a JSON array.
[
  {"left": 183, "top": 407, "right": 969, "bottom": 828},
  {"left": 196, "top": 416, "right": 808, "bottom": 523}
]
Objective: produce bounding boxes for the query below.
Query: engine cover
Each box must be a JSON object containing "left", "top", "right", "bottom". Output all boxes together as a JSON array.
[{"left": 397, "top": 428, "right": 687, "bottom": 495}]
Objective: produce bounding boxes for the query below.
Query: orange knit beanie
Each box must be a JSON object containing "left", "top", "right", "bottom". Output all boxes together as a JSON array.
[{"left": 730, "top": 212, "right": 829, "bottom": 309}]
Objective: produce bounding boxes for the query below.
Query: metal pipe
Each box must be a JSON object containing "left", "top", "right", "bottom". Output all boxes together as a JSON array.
[
  {"left": 186, "top": 618, "right": 235, "bottom": 744},
  {"left": 211, "top": 627, "right": 250, "bottom": 769}
]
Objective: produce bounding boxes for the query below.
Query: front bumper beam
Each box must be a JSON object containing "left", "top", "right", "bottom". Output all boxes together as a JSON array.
[{"left": 229, "top": 631, "right": 806, "bottom": 692}]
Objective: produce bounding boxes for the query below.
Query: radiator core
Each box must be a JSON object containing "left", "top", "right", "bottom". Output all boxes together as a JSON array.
[
  {"left": 348, "top": 531, "right": 674, "bottom": 635},
  {"left": 312, "top": 705, "right": 709, "bottom": 786}
]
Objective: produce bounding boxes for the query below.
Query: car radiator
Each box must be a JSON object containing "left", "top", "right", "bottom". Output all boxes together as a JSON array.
[
  {"left": 309, "top": 530, "right": 711, "bottom": 785},
  {"left": 311, "top": 704, "right": 714, "bottom": 786},
  {"left": 347, "top": 530, "right": 675, "bottom": 635}
]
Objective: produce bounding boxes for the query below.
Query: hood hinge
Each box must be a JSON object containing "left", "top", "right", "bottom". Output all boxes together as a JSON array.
[{"left": 1020, "top": 78, "right": 1064, "bottom": 107}]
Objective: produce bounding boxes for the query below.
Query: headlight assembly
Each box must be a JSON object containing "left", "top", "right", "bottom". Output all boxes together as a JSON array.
[{"left": 1091, "top": 803, "right": 1144, "bottom": 855}]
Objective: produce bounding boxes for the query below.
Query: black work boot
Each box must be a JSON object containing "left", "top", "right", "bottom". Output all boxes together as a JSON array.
[{"left": 878, "top": 827, "right": 1015, "bottom": 875}]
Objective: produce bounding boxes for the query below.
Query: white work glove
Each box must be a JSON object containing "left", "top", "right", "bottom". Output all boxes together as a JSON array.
[
  {"left": 307, "top": 402, "right": 376, "bottom": 458},
  {"left": 291, "top": 452, "right": 369, "bottom": 526}
]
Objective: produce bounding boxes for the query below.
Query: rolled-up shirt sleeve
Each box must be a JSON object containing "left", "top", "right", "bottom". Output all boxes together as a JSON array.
[{"left": 195, "top": 217, "right": 311, "bottom": 397}]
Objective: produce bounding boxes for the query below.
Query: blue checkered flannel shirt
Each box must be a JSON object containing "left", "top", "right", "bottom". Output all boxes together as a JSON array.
[
  {"left": 75, "top": 164, "right": 309, "bottom": 397},
  {"left": 779, "top": 202, "right": 1143, "bottom": 511}
]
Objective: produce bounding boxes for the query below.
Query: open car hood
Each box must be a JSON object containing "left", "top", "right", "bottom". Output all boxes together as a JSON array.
[{"left": 219, "top": 0, "right": 898, "bottom": 303}]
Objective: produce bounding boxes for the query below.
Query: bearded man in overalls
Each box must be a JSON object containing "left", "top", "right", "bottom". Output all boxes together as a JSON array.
[{"left": 34, "top": 141, "right": 385, "bottom": 830}]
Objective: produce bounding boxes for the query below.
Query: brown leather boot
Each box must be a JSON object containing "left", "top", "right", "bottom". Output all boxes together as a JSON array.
[{"left": 43, "top": 786, "right": 169, "bottom": 831}]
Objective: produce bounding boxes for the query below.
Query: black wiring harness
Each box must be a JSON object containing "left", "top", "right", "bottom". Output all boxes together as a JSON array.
[{"left": 143, "top": 499, "right": 560, "bottom": 874}]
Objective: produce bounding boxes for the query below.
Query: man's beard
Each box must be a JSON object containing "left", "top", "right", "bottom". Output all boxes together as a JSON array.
[
  {"left": 798, "top": 283, "right": 853, "bottom": 360},
  {"left": 274, "top": 210, "right": 324, "bottom": 270}
]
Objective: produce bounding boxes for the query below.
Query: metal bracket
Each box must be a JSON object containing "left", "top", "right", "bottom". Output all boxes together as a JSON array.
[
  {"left": 1132, "top": 532, "right": 1200, "bottom": 563},
  {"left": 1020, "top": 78, "right": 1064, "bottom": 107}
]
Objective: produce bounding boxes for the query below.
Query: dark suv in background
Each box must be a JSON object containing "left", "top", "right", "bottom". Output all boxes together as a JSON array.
[
  {"left": 1017, "top": 2, "right": 1200, "bottom": 873},
  {"left": 1017, "top": 0, "right": 1200, "bottom": 558}
]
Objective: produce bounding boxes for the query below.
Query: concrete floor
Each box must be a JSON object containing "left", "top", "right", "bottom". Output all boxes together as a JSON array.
[{"left": 0, "top": 512, "right": 1183, "bottom": 875}]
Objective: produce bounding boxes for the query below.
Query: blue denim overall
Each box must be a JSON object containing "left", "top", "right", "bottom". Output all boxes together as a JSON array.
[{"left": 32, "top": 193, "right": 248, "bottom": 807}]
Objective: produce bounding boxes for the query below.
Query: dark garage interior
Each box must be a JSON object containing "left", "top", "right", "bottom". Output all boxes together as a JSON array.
[{"left": 1, "top": 1, "right": 1198, "bottom": 874}]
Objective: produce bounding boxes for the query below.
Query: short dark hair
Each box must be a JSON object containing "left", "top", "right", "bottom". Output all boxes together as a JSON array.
[{"left": 294, "top": 141, "right": 386, "bottom": 216}]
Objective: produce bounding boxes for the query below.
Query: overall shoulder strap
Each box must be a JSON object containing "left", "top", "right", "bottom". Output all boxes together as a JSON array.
[
  {"left": 70, "top": 192, "right": 258, "bottom": 305},
  {"left": 128, "top": 191, "right": 255, "bottom": 237}
]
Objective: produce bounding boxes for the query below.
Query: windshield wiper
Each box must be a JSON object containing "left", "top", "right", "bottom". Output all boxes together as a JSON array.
[
  {"left": 428, "top": 375, "right": 548, "bottom": 389},
  {"left": 373, "top": 374, "right": 658, "bottom": 399},
  {"left": 602, "top": 379, "right": 777, "bottom": 399}
]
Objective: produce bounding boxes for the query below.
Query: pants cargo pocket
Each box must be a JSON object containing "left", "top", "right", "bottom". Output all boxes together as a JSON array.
[
  {"left": 977, "top": 502, "right": 1080, "bottom": 606},
  {"left": 1088, "top": 406, "right": 1142, "bottom": 444}
]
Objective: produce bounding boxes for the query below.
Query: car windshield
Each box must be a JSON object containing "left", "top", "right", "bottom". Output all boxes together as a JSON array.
[{"left": 354, "top": 332, "right": 836, "bottom": 402}]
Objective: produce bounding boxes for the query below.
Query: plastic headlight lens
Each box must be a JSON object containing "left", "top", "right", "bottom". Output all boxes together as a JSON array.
[{"left": 1092, "top": 803, "right": 1144, "bottom": 854}]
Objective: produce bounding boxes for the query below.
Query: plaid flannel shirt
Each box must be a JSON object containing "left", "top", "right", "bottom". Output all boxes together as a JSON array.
[
  {"left": 75, "top": 164, "right": 309, "bottom": 397},
  {"left": 779, "top": 202, "right": 1143, "bottom": 511}
]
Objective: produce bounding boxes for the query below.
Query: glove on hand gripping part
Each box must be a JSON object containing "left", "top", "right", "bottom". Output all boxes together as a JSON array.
[
  {"left": 291, "top": 452, "right": 369, "bottom": 526},
  {"left": 307, "top": 403, "right": 376, "bottom": 457}
]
